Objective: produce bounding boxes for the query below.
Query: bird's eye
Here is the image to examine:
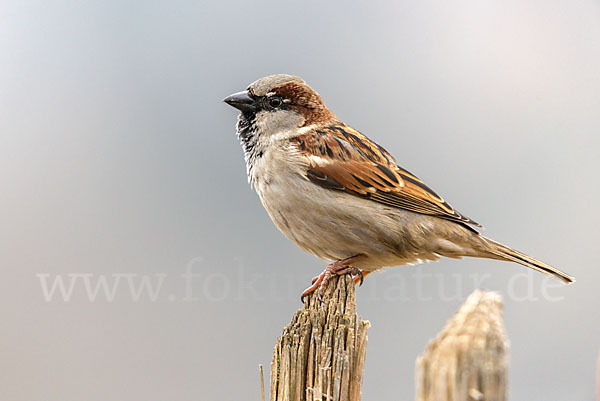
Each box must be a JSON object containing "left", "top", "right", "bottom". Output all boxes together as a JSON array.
[{"left": 268, "top": 97, "right": 283, "bottom": 108}]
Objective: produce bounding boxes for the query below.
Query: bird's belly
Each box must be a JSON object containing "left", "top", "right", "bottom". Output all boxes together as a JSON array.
[{"left": 255, "top": 172, "right": 439, "bottom": 270}]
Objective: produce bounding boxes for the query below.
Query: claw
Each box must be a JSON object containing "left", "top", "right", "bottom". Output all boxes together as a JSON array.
[
  {"left": 353, "top": 270, "right": 372, "bottom": 286},
  {"left": 301, "top": 275, "right": 323, "bottom": 303},
  {"left": 356, "top": 269, "right": 364, "bottom": 286}
]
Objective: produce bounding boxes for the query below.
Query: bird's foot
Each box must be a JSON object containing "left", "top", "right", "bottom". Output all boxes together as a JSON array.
[
  {"left": 301, "top": 254, "right": 365, "bottom": 302},
  {"left": 311, "top": 269, "right": 371, "bottom": 286}
]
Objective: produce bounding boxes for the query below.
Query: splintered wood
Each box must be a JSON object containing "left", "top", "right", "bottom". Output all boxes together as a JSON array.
[
  {"left": 416, "top": 290, "right": 508, "bottom": 401},
  {"left": 270, "top": 276, "right": 369, "bottom": 401}
]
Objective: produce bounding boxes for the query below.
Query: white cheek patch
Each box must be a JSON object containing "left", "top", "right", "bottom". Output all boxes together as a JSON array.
[{"left": 255, "top": 110, "right": 306, "bottom": 141}]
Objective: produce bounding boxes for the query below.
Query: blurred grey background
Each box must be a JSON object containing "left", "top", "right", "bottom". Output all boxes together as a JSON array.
[{"left": 1, "top": 1, "right": 599, "bottom": 400}]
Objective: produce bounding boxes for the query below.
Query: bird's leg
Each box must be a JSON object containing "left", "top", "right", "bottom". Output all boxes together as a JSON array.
[{"left": 301, "top": 254, "right": 365, "bottom": 302}]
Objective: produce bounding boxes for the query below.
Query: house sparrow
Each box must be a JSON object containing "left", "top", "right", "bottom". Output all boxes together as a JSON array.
[{"left": 224, "top": 74, "right": 574, "bottom": 300}]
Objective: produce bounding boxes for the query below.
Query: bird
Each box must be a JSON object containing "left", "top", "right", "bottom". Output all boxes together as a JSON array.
[{"left": 223, "top": 74, "right": 574, "bottom": 301}]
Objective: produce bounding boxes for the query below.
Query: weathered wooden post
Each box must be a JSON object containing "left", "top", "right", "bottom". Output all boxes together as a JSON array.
[
  {"left": 267, "top": 280, "right": 509, "bottom": 401},
  {"left": 416, "top": 290, "right": 508, "bottom": 401},
  {"left": 269, "top": 276, "right": 369, "bottom": 401}
]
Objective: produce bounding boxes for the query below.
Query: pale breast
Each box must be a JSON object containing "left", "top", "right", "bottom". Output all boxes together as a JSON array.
[{"left": 249, "top": 145, "right": 442, "bottom": 270}]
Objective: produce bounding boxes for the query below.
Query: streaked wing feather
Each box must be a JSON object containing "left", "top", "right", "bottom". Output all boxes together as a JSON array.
[{"left": 291, "top": 125, "right": 481, "bottom": 227}]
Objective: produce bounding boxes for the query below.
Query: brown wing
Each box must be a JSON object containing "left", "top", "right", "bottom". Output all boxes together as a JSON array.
[{"left": 290, "top": 124, "right": 481, "bottom": 227}]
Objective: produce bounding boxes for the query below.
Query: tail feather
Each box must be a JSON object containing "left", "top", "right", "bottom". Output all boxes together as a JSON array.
[{"left": 483, "top": 237, "right": 575, "bottom": 284}]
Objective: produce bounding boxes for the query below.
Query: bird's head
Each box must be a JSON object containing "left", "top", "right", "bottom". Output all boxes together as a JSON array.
[{"left": 224, "top": 74, "right": 337, "bottom": 139}]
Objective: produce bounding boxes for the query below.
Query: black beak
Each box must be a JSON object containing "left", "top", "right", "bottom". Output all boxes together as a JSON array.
[{"left": 223, "top": 91, "right": 258, "bottom": 113}]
